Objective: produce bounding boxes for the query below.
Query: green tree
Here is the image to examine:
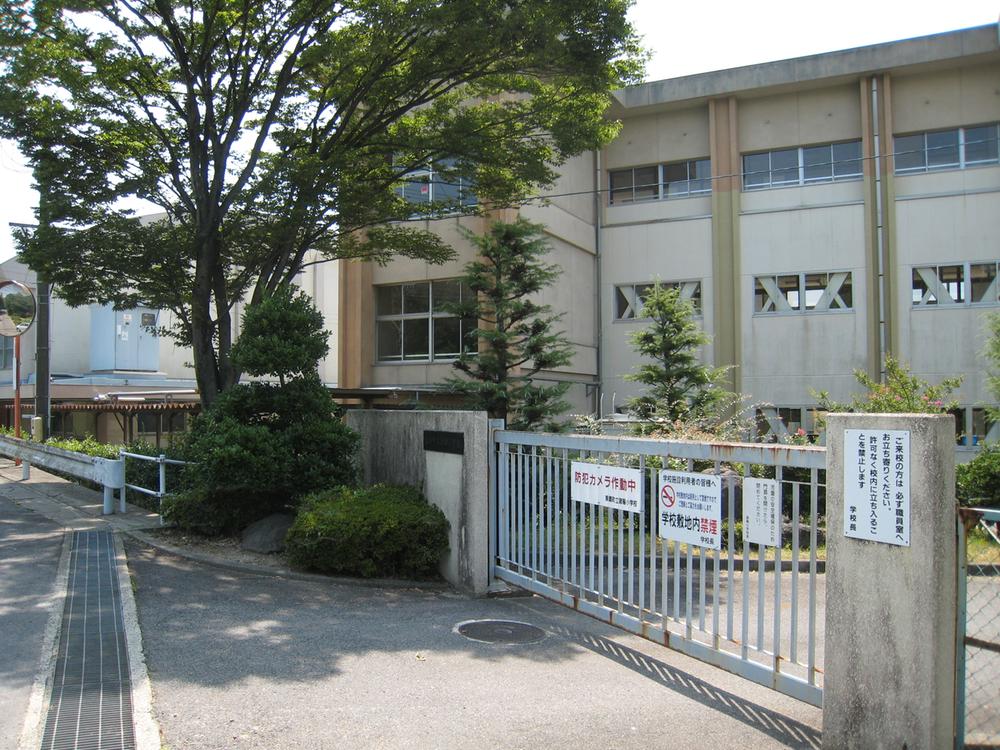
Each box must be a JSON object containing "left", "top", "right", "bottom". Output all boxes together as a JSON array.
[
  {"left": 986, "top": 311, "right": 1000, "bottom": 422},
  {"left": 814, "top": 355, "right": 962, "bottom": 415},
  {"left": 442, "top": 219, "right": 573, "bottom": 431},
  {"left": 625, "top": 283, "right": 728, "bottom": 422},
  {"left": 165, "top": 288, "right": 358, "bottom": 534},
  {"left": 0, "top": 0, "right": 642, "bottom": 407}
]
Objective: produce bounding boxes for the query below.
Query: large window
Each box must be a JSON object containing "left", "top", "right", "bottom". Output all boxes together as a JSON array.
[
  {"left": 608, "top": 158, "right": 711, "bottom": 204},
  {"left": 614, "top": 280, "right": 702, "bottom": 320},
  {"left": 754, "top": 271, "right": 853, "bottom": 314},
  {"left": 743, "top": 140, "right": 863, "bottom": 190},
  {"left": 894, "top": 123, "right": 999, "bottom": 174},
  {"left": 396, "top": 158, "right": 477, "bottom": 209},
  {"left": 912, "top": 262, "right": 999, "bottom": 306},
  {"left": 375, "top": 280, "right": 477, "bottom": 362}
]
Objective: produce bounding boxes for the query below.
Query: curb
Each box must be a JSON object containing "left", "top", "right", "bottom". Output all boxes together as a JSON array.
[{"left": 123, "top": 529, "right": 456, "bottom": 592}]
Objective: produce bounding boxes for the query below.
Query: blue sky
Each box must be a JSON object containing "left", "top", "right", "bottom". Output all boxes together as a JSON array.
[{"left": 1, "top": 0, "right": 997, "bottom": 260}]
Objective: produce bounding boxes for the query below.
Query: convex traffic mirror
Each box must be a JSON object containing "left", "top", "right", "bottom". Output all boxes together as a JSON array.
[{"left": 0, "top": 280, "right": 36, "bottom": 337}]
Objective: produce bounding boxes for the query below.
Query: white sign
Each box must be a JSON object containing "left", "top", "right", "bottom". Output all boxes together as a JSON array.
[
  {"left": 658, "top": 470, "right": 722, "bottom": 550},
  {"left": 743, "top": 477, "right": 781, "bottom": 547},
  {"left": 570, "top": 462, "right": 643, "bottom": 513},
  {"left": 844, "top": 429, "right": 910, "bottom": 547}
]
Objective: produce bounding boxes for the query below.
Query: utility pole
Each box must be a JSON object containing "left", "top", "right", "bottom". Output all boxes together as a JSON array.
[{"left": 35, "top": 275, "right": 50, "bottom": 439}]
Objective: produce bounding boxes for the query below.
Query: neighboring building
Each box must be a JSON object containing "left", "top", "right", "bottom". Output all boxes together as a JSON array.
[{"left": 337, "top": 23, "right": 1000, "bottom": 451}]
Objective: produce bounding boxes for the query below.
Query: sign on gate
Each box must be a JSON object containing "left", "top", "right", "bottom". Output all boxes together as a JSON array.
[
  {"left": 570, "top": 462, "right": 643, "bottom": 512},
  {"left": 658, "top": 470, "right": 722, "bottom": 549},
  {"left": 844, "top": 429, "right": 910, "bottom": 547},
  {"left": 744, "top": 477, "right": 781, "bottom": 547}
]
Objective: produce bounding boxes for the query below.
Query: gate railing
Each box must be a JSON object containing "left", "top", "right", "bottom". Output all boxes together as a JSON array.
[
  {"left": 957, "top": 506, "right": 1000, "bottom": 749},
  {"left": 492, "top": 429, "right": 826, "bottom": 706}
]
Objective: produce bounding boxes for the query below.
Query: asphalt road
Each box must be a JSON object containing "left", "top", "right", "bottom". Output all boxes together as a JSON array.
[
  {"left": 0, "top": 497, "right": 64, "bottom": 750},
  {"left": 125, "top": 537, "right": 822, "bottom": 750}
]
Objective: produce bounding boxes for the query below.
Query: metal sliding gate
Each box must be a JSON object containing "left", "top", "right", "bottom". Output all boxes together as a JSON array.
[{"left": 491, "top": 429, "right": 826, "bottom": 706}]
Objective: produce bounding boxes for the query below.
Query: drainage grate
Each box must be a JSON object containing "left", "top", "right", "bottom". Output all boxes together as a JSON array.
[
  {"left": 40, "top": 530, "right": 136, "bottom": 750},
  {"left": 454, "top": 619, "right": 546, "bottom": 644}
]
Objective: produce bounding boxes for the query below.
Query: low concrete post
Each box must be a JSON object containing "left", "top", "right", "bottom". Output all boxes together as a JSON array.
[
  {"left": 103, "top": 485, "right": 114, "bottom": 515},
  {"left": 822, "top": 414, "right": 957, "bottom": 750},
  {"left": 30, "top": 416, "right": 42, "bottom": 441},
  {"left": 21, "top": 459, "right": 29, "bottom": 481}
]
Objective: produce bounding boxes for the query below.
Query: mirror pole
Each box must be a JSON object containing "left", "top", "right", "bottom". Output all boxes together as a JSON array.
[{"left": 13, "top": 334, "right": 20, "bottom": 441}]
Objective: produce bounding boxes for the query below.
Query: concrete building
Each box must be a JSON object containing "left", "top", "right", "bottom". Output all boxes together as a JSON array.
[{"left": 337, "top": 23, "right": 1000, "bottom": 450}]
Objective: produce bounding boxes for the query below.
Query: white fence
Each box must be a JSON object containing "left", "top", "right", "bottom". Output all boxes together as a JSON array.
[{"left": 491, "top": 429, "right": 826, "bottom": 706}]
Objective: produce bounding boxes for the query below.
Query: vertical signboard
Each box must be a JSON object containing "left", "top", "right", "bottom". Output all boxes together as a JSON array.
[
  {"left": 570, "top": 462, "right": 643, "bottom": 513},
  {"left": 657, "top": 470, "right": 722, "bottom": 550},
  {"left": 844, "top": 429, "right": 910, "bottom": 547},
  {"left": 743, "top": 477, "right": 781, "bottom": 547}
]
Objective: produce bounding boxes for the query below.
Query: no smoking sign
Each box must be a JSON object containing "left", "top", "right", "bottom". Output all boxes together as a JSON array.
[{"left": 660, "top": 483, "right": 676, "bottom": 509}]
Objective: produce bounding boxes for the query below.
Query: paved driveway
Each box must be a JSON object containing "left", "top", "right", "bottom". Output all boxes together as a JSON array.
[{"left": 126, "top": 538, "right": 822, "bottom": 750}]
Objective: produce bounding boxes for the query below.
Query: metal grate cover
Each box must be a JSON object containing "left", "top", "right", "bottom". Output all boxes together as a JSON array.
[
  {"left": 455, "top": 619, "right": 546, "bottom": 644},
  {"left": 40, "top": 530, "right": 136, "bottom": 750}
]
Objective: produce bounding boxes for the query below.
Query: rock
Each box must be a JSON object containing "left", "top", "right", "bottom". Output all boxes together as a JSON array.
[{"left": 241, "top": 513, "right": 295, "bottom": 553}]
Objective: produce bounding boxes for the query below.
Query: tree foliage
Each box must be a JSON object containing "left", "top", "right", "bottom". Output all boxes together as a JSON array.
[
  {"left": 986, "top": 311, "right": 1000, "bottom": 423},
  {"left": 0, "top": 0, "right": 642, "bottom": 406},
  {"left": 625, "top": 283, "right": 729, "bottom": 423},
  {"left": 442, "top": 219, "right": 573, "bottom": 431},
  {"left": 814, "top": 355, "right": 962, "bottom": 415},
  {"left": 165, "top": 290, "right": 358, "bottom": 534}
]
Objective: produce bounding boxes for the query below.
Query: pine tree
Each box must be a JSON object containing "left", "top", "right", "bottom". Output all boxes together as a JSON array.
[
  {"left": 443, "top": 219, "right": 573, "bottom": 431},
  {"left": 626, "top": 283, "right": 728, "bottom": 422}
]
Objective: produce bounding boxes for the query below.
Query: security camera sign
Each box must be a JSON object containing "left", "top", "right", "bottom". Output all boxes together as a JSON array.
[
  {"left": 658, "top": 470, "right": 722, "bottom": 550},
  {"left": 571, "top": 462, "right": 643, "bottom": 513}
]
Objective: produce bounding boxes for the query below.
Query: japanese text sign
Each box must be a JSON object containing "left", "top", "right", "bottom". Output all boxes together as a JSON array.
[
  {"left": 658, "top": 470, "right": 722, "bottom": 550},
  {"left": 743, "top": 477, "right": 781, "bottom": 547},
  {"left": 844, "top": 429, "right": 910, "bottom": 547},
  {"left": 570, "top": 462, "right": 643, "bottom": 513}
]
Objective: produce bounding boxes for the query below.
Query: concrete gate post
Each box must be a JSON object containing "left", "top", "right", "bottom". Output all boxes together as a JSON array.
[{"left": 822, "top": 414, "right": 957, "bottom": 749}]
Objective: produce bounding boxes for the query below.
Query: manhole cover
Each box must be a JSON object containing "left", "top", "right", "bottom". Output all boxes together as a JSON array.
[{"left": 454, "top": 619, "right": 546, "bottom": 644}]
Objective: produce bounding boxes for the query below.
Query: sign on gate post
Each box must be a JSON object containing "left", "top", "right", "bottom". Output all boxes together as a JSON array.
[
  {"left": 657, "top": 470, "right": 721, "bottom": 549},
  {"left": 843, "top": 429, "right": 910, "bottom": 546},
  {"left": 570, "top": 462, "right": 643, "bottom": 512}
]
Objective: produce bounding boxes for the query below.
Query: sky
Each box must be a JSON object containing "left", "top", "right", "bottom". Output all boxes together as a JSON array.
[{"left": 1, "top": 0, "right": 998, "bottom": 261}]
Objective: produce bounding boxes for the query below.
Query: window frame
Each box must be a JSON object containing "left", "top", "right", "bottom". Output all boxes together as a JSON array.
[
  {"left": 753, "top": 271, "right": 854, "bottom": 315},
  {"left": 374, "top": 280, "right": 477, "bottom": 363},
  {"left": 742, "top": 140, "right": 863, "bottom": 191},
  {"left": 911, "top": 261, "right": 1000, "bottom": 307},
  {"left": 396, "top": 159, "right": 477, "bottom": 210},
  {"left": 608, "top": 157, "right": 712, "bottom": 205},
  {"left": 894, "top": 123, "right": 1000, "bottom": 175},
  {"left": 613, "top": 280, "right": 703, "bottom": 321}
]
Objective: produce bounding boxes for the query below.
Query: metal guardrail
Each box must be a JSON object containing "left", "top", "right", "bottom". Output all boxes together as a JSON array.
[
  {"left": 119, "top": 449, "right": 188, "bottom": 524},
  {"left": 0, "top": 434, "right": 125, "bottom": 514}
]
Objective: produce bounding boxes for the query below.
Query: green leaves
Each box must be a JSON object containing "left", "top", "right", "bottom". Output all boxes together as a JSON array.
[{"left": 442, "top": 218, "right": 573, "bottom": 431}]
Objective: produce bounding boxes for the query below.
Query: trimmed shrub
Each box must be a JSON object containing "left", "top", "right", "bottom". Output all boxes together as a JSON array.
[
  {"left": 957, "top": 443, "right": 1000, "bottom": 508},
  {"left": 285, "top": 485, "right": 449, "bottom": 579}
]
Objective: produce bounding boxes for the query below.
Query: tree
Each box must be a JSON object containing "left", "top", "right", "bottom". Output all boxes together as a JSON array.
[
  {"left": 165, "top": 288, "right": 358, "bottom": 534},
  {"left": 986, "top": 311, "right": 1000, "bottom": 423},
  {"left": 442, "top": 219, "right": 573, "bottom": 431},
  {"left": 625, "top": 282, "right": 728, "bottom": 422},
  {"left": 814, "top": 355, "right": 962, "bottom": 415},
  {"left": 0, "top": 0, "right": 642, "bottom": 407}
]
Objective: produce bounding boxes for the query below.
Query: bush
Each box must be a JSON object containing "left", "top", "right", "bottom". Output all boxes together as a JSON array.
[
  {"left": 957, "top": 443, "right": 1000, "bottom": 508},
  {"left": 169, "top": 289, "right": 359, "bottom": 534},
  {"left": 285, "top": 485, "right": 450, "bottom": 579}
]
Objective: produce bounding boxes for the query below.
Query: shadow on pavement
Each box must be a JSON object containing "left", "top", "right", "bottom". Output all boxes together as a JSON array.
[{"left": 550, "top": 624, "right": 821, "bottom": 749}]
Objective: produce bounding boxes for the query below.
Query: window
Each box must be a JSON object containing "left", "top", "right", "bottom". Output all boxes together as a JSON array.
[
  {"left": 614, "top": 280, "right": 702, "bottom": 320},
  {"left": 912, "top": 262, "right": 999, "bottom": 306},
  {"left": 754, "top": 272, "right": 852, "bottom": 314},
  {"left": 743, "top": 140, "right": 862, "bottom": 190},
  {"left": 894, "top": 123, "right": 999, "bottom": 174},
  {"left": 608, "top": 158, "right": 711, "bottom": 204},
  {"left": 953, "top": 406, "right": 998, "bottom": 447},
  {"left": 397, "top": 158, "right": 476, "bottom": 209},
  {"left": 375, "top": 280, "right": 477, "bottom": 362},
  {"left": 0, "top": 336, "right": 12, "bottom": 369},
  {"left": 755, "top": 406, "right": 817, "bottom": 441}
]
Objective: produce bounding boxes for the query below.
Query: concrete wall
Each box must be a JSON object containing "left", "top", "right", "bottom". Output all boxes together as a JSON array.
[
  {"left": 346, "top": 410, "right": 492, "bottom": 594},
  {"left": 822, "top": 413, "right": 957, "bottom": 749}
]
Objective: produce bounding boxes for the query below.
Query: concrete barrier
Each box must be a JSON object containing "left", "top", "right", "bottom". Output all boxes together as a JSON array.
[
  {"left": 346, "top": 410, "right": 491, "bottom": 594},
  {"left": 822, "top": 413, "right": 956, "bottom": 750},
  {"left": 0, "top": 434, "right": 125, "bottom": 514}
]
